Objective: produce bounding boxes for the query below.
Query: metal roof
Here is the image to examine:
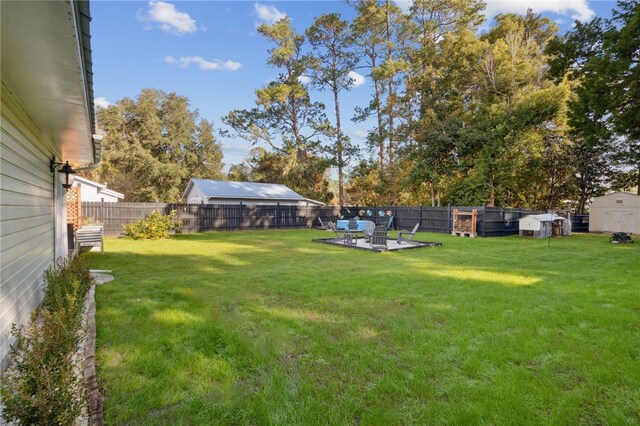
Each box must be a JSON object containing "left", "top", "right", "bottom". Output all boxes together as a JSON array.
[
  {"left": 520, "top": 214, "right": 567, "bottom": 222},
  {"left": 188, "top": 179, "right": 308, "bottom": 201}
]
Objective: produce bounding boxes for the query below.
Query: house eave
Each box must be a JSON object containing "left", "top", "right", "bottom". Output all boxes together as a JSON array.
[{"left": 1, "top": 0, "right": 99, "bottom": 166}]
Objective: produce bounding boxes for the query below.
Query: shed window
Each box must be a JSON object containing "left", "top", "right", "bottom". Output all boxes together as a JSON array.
[{"left": 615, "top": 197, "right": 624, "bottom": 205}]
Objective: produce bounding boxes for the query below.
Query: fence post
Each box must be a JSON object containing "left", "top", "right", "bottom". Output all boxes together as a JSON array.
[
  {"left": 100, "top": 200, "right": 105, "bottom": 229},
  {"left": 481, "top": 205, "right": 486, "bottom": 237}
]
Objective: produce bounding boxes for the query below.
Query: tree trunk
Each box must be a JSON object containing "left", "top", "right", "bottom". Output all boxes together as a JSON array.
[
  {"left": 374, "top": 79, "right": 385, "bottom": 173},
  {"left": 548, "top": 172, "right": 557, "bottom": 210},
  {"left": 488, "top": 173, "right": 496, "bottom": 207},
  {"left": 430, "top": 181, "right": 435, "bottom": 207},
  {"left": 333, "top": 83, "right": 344, "bottom": 207},
  {"left": 578, "top": 193, "right": 586, "bottom": 214},
  {"left": 290, "top": 96, "right": 303, "bottom": 160},
  {"left": 388, "top": 84, "right": 394, "bottom": 163},
  {"left": 385, "top": 0, "right": 394, "bottom": 163}
]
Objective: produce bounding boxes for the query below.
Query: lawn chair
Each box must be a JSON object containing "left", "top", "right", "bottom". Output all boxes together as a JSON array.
[
  {"left": 317, "top": 217, "right": 331, "bottom": 230},
  {"left": 331, "top": 223, "right": 357, "bottom": 245},
  {"left": 363, "top": 221, "right": 375, "bottom": 242},
  {"left": 397, "top": 223, "right": 419, "bottom": 244},
  {"left": 329, "top": 223, "right": 342, "bottom": 238},
  {"left": 370, "top": 225, "right": 388, "bottom": 250},
  {"left": 386, "top": 216, "right": 395, "bottom": 230}
]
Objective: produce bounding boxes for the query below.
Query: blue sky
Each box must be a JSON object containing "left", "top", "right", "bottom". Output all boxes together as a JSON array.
[{"left": 91, "top": 0, "right": 617, "bottom": 171}]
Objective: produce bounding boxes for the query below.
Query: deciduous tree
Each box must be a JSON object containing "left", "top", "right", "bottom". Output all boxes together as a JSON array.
[{"left": 95, "top": 88, "right": 224, "bottom": 202}]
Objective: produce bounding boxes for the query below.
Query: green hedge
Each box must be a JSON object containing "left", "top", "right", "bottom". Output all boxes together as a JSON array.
[
  {"left": 122, "top": 210, "right": 183, "bottom": 240},
  {"left": 0, "top": 257, "right": 94, "bottom": 425}
]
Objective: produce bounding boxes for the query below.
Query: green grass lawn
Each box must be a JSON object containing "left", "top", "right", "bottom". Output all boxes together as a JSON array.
[{"left": 89, "top": 230, "right": 640, "bottom": 425}]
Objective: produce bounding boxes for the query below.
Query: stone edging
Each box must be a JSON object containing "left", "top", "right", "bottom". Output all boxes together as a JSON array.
[{"left": 84, "top": 284, "right": 104, "bottom": 426}]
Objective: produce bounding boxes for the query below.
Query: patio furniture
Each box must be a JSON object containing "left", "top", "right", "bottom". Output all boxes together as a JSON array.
[
  {"left": 348, "top": 218, "right": 358, "bottom": 231},
  {"left": 386, "top": 216, "right": 395, "bottom": 230},
  {"left": 331, "top": 223, "right": 358, "bottom": 246},
  {"left": 329, "top": 223, "right": 342, "bottom": 238},
  {"left": 343, "top": 231, "right": 358, "bottom": 246},
  {"left": 397, "top": 223, "right": 420, "bottom": 244},
  {"left": 76, "top": 225, "right": 104, "bottom": 254},
  {"left": 336, "top": 219, "right": 374, "bottom": 231},
  {"left": 317, "top": 217, "right": 333, "bottom": 230},
  {"left": 370, "top": 225, "right": 388, "bottom": 250},
  {"left": 363, "top": 221, "right": 376, "bottom": 242}
]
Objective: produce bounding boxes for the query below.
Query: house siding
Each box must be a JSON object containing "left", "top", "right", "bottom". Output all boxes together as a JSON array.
[{"left": 0, "top": 95, "right": 56, "bottom": 366}]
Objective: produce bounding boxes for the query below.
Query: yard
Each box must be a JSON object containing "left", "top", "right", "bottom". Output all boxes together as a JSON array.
[{"left": 90, "top": 230, "right": 640, "bottom": 424}]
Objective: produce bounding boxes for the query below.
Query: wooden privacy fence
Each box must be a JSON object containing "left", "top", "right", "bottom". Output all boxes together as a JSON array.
[
  {"left": 82, "top": 202, "right": 590, "bottom": 237},
  {"left": 82, "top": 202, "right": 341, "bottom": 236}
]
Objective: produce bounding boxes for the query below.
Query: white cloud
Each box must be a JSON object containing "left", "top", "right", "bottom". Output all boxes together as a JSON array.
[
  {"left": 254, "top": 3, "right": 287, "bottom": 25},
  {"left": 297, "top": 75, "right": 311, "bottom": 84},
  {"left": 483, "top": 0, "right": 595, "bottom": 23},
  {"left": 393, "top": 1, "right": 412, "bottom": 13},
  {"left": 348, "top": 71, "right": 366, "bottom": 88},
  {"left": 140, "top": 1, "right": 197, "bottom": 35},
  {"left": 352, "top": 130, "right": 369, "bottom": 139},
  {"left": 94, "top": 97, "right": 111, "bottom": 109},
  {"left": 165, "top": 55, "right": 241, "bottom": 71}
]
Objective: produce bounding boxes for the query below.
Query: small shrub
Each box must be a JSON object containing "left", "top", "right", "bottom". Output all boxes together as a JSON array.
[
  {"left": 0, "top": 257, "right": 93, "bottom": 426},
  {"left": 0, "top": 315, "right": 83, "bottom": 425},
  {"left": 122, "top": 210, "right": 183, "bottom": 240},
  {"left": 44, "top": 256, "right": 93, "bottom": 318}
]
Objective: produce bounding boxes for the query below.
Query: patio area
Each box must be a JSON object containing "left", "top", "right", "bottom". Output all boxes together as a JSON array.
[{"left": 312, "top": 235, "right": 442, "bottom": 252}]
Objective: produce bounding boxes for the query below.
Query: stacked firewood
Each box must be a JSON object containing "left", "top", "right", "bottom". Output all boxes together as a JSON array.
[{"left": 454, "top": 219, "right": 474, "bottom": 233}]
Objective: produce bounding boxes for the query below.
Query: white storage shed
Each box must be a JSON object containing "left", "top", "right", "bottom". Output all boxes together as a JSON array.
[
  {"left": 589, "top": 192, "right": 640, "bottom": 234},
  {"left": 519, "top": 214, "right": 571, "bottom": 239}
]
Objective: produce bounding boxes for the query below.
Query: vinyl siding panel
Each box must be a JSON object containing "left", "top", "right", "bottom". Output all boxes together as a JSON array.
[
  {"left": 0, "top": 97, "right": 55, "bottom": 366},
  {"left": 0, "top": 256, "right": 50, "bottom": 343}
]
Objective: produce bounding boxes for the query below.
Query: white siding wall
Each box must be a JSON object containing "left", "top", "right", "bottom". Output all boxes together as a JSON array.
[
  {"left": 0, "top": 96, "right": 55, "bottom": 366},
  {"left": 589, "top": 193, "right": 640, "bottom": 233},
  {"left": 78, "top": 182, "right": 99, "bottom": 202},
  {"left": 186, "top": 185, "right": 206, "bottom": 204},
  {"left": 96, "top": 191, "right": 119, "bottom": 203}
]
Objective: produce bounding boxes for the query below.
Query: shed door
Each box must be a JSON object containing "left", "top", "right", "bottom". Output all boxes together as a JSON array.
[{"left": 604, "top": 209, "right": 637, "bottom": 233}]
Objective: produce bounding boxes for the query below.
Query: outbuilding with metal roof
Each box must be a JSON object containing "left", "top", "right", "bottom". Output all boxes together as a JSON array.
[
  {"left": 519, "top": 213, "right": 571, "bottom": 239},
  {"left": 183, "top": 179, "right": 325, "bottom": 206}
]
